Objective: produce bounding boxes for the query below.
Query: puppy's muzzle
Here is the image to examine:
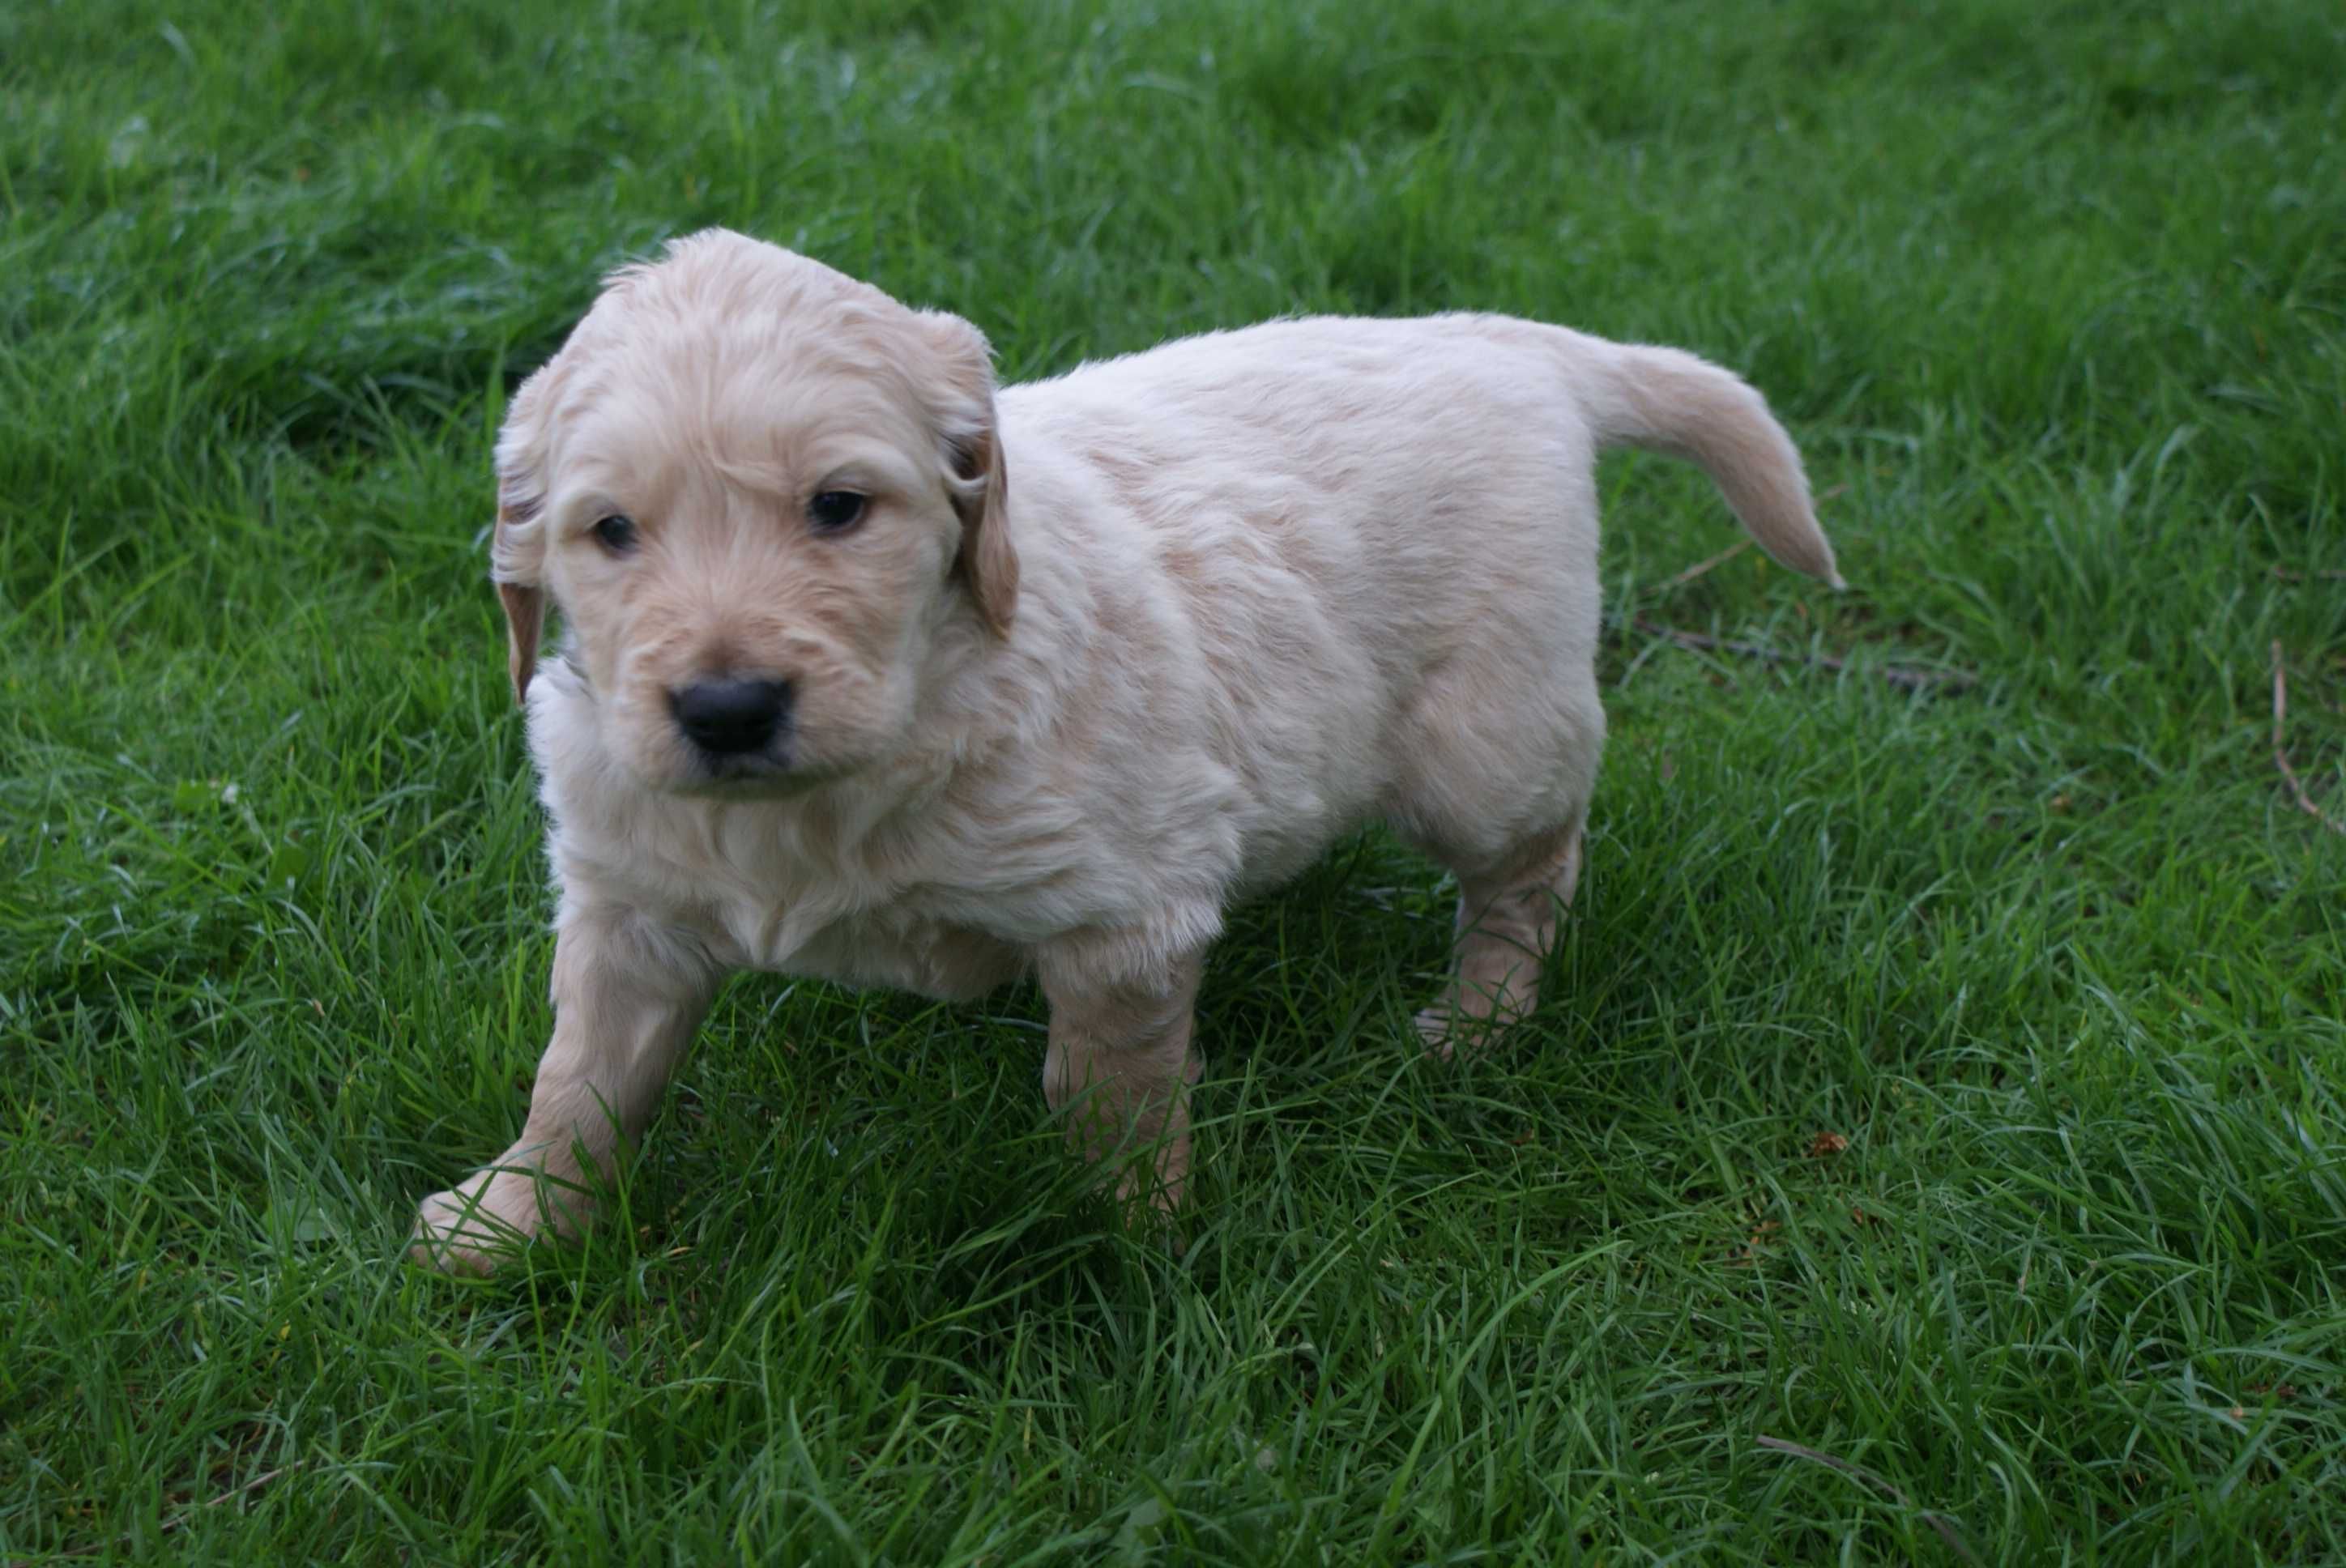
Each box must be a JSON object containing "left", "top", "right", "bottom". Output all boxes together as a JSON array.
[{"left": 671, "top": 677, "right": 793, "bottom": 767}]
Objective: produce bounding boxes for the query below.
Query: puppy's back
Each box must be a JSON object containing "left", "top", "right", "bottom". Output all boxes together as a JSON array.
[{"left": 1007, "top": 313, "right": 1837, "bottom": 592}]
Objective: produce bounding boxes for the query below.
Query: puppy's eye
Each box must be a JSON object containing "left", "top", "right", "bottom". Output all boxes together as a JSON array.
[
  {"left": 591, "top": 514, "right": 639, "bottom": 555},
  {"left": 807, "top": 491, "right": 865, "bottom": 534}
]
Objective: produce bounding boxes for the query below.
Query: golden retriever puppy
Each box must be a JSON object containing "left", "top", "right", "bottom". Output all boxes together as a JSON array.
[{"left": 412, "top": 228, "right": 1841, "bottom": 1272}]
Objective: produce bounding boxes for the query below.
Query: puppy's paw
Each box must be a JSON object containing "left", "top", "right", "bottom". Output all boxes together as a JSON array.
[
  {"left": 1098, "top": 1154, "right": 1191, "bottom": 1259},
  {"left": 1413, "top": 990, "right": 1520, "bottom": 1060},
  {"left": 1110, "top": 1142, "right": 1191, "bottom": 1218},
  {"left": 1414, "top": 1003, "right": 1463, "bottom": 1061},
  {"left": 407, "top": 1168, "right": 583, "bottom": 1276}
]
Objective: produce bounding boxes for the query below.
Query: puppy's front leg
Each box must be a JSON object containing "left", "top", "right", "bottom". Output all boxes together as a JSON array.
[
  {"left": 1039, "top": 944, "right": 1205, "bottom": 1212},
  {"left": 412, "top": 906, "right": 716, "bottom": 1274}
]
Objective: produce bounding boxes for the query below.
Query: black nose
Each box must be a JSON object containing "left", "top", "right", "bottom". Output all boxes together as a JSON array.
[{"left": 671, "top": 678, "right": 791, "bottom": 756}]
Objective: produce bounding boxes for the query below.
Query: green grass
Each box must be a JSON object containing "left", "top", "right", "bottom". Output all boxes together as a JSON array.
[{"left": 5, "top": 0, "right": 2344, "bottom": 1560}]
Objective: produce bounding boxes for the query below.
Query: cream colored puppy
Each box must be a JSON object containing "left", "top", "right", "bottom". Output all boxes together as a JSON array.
[{"left": 412, "top": 228, "right": 1841, "bottom": 1272}]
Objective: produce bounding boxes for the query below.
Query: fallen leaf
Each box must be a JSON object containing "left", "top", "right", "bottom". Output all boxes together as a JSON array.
[
  {"left": 1727, "top": 1217, "right": 1783, "bottom": 1265},
  {"left": 1807, "top": 1131, "right": 1849, "bottom": 1157}
]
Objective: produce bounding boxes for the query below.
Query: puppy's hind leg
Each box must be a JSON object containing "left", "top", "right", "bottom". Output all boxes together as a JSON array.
[
  {"left": 1388, "top": 639, "right": 1602, "bottom": 1056},
  {"left": 1414, "top": 816, "right": 1585, "bottom": 1056}
]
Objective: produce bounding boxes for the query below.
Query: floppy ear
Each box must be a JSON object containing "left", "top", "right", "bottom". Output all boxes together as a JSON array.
[
  {"left": 495, "top": 550, "right": 545, "bottom": 705},
  {"left": 489, "top": 362, "right": 562, "bottom": 704},
  {"left": 914, "top": 309, "right": 1018, "bottom": 637},
  {"left": 949, "top": 420, "right": 1017, "bottom": 637}
]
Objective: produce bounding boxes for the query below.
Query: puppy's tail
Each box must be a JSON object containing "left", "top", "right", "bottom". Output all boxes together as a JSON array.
[{"left": 1568, "top": 333, "right": 1845, "bottom": 589}]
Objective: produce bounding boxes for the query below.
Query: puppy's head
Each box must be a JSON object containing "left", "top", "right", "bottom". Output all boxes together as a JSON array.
[{"left": 489, "top": 229, "right": 1016, "bottom": 794}]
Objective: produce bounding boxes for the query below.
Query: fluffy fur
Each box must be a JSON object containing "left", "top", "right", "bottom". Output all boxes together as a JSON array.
[{"left": 412, "top": 228, "right": 1841, "bottom": 1271}]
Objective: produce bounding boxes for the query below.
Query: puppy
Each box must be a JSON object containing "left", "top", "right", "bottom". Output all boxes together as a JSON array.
[{"left": 412, "top": 228, "right": 1841, "bottom": 1272}]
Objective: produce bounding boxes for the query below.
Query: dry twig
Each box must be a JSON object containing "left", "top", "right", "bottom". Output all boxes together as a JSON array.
[
  {"left": 1757, "top": 1436, "right": 1981, "bottom": 1564},
  {"left": 1630, "top": 617, "right": 1979, "bottom": 694},
  {"left": 2271, "top": 566, "right": 2346, "bottom": 583},
  {"left": 2270, "top": 641, "right": 2344, "bottom": 835},
  {"left": 159, "top": 1461, "right": 310, "bottom": 1535},
  {"left": 1649, "top": 538, "right": 1751, "bottom": 596}
]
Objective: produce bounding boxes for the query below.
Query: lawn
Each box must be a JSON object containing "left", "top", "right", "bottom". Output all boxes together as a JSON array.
[{"left": 4, "top": 0, "right": 2344, "bottom": 1561}]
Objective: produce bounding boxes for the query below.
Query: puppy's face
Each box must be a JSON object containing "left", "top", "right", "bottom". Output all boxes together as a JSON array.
[
  {"left": 536, "top": 346, "right": 967, "bottom": 795},
  {"left": 490, "top": 232, "right": 1013, "bottom": 795}
]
